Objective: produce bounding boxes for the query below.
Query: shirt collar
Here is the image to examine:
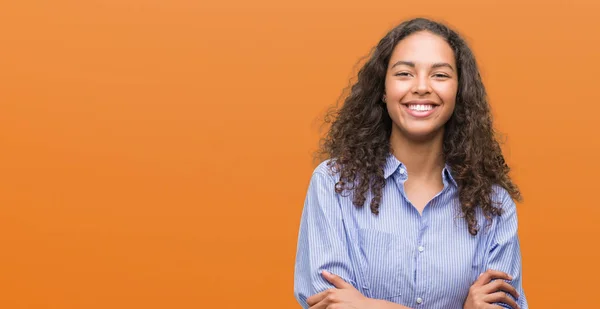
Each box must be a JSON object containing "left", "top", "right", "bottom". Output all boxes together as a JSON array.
[
  {"left": 383, "top": 152, "right": 458, "bottom": 187},
  {"left": 443, "top": 164, "right": 458, "bottom": 187},
  {"left": 383, "top": 152, "right": 402, "bottom": 179}
]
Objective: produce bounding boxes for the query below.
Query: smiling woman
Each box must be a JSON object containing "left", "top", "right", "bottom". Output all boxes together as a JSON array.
[
  {"left": 293, "top": 18, "right": 527, "bottom": 309},
  {"left": 384, "top": 31, "right": 458, "bottom": 146}
]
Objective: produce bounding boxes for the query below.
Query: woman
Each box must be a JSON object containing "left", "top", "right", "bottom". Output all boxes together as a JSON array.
[{"left": 293, "top": 18, "right": 527, "bottom": 309}]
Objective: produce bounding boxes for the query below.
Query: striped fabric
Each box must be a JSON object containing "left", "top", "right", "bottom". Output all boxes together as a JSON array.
[{"left": 293, "top": 153, "right": 527, "bottom": 309}]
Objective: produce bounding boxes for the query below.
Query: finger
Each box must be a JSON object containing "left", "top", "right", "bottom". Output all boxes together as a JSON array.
[
  {"left": 483, "top": 280, "right": 519, "bottom": 300},
  {"left": 310, "top": 290, "right": 342, "bottom": 309},
  {"left": 474, "top": 269, "right": 513, "bottom": 286},
  {"left": 321, "top": 270, "right": 352, "bottom": 289},
  {"left": 309, "top": 297, "right": 331, "bottom": 309},
  {"left": 308, "top": 298, "right": 329, "bottom": 309},
  {"left": 485, "top": 292, "right": 520, "bottom": 309},
  {"left": 472, "top": 271, "right": 491, "bottom": 287},
  {"left": 307, "top": 289, "right": 333, "bottom": 307}
]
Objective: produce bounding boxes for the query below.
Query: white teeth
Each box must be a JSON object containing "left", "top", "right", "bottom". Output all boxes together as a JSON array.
[{"left": 408, "top": 104, "right": 434, "bottom": 111}]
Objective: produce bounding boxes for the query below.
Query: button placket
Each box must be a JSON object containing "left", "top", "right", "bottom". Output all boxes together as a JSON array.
[{"left": 415, "top": 207, "right": 429, "bottom": 306}]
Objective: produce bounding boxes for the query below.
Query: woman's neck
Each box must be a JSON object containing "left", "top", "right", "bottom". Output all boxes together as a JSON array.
[{"left": 389, "top": 128, "right": 445, "bottom": 181}]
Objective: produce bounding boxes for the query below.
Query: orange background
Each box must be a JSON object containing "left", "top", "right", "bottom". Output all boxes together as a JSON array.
[{"left": 1, "top": 0, "right": 599, "bottom": 308}]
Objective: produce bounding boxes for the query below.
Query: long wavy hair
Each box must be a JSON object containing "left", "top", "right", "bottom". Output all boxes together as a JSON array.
[{"left": 316, "top": 17, "right": 521, "bottom": 235}]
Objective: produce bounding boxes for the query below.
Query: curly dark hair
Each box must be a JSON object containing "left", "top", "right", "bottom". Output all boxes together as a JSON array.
[{"left": 316, "top": 17, "right": 521, "bottom": 235}]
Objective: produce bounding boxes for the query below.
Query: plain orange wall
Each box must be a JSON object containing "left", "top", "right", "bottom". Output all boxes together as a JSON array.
[{"left": 1, "top": 0, "right": 599, "bottom": 308}]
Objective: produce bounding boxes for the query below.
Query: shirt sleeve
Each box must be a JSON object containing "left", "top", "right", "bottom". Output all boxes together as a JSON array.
[
  {"left": 293, "top": 170, "right": 359, "bottom": 308},
  {"left": 485, "top": 187, "right": 528, "bottom": 309}
]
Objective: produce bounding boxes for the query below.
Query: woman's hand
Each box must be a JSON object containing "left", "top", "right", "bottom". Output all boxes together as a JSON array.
[
  {"left": 464, "top": 269, "right": 520, "bottom": 309},
  {"left": 306, "top": 270, "right": 376, "bottom": 309}
]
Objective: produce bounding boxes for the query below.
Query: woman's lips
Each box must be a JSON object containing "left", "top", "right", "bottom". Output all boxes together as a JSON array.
[{"left": 402, "top": 104, "right": 438, "bottom": 118}]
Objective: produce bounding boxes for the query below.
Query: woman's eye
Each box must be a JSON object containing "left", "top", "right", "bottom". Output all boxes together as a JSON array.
[
  {"left": 395, "top": 72, "right": 411, "bottom": 77},
  {"left": 433, "top": 74, "right": 449, "bottom": 78}
]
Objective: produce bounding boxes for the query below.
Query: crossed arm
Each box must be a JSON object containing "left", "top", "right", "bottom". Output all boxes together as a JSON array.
[
  {"left": 293, "top": 172, "right": 526, "bottom": 309},
  {"left": 304, "top": 269, "right": 519, "bottom": 309}
]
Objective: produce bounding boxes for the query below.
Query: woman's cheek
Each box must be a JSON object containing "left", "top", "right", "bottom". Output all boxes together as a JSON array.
[
  {"left": 433, "top": 82, "right": 458, "bottom": 102},
  {"left": 386, "top": 82, "right": 412, "bottom": 99}
]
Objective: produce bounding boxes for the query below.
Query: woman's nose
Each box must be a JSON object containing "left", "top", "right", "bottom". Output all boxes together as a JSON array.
[{"left": 413, "top": 75, "right": 432, "bottom": 95}]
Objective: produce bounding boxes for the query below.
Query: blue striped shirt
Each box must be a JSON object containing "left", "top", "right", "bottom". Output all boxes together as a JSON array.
[{"left": 293, "top": 153, "right": 527, "bottom": 308}]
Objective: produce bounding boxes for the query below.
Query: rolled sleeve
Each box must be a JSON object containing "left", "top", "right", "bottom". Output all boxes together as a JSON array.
[
  {"left": 293, "top": 169, "right": 358, "bottom": 308},
  {"left": 485, "top": 187, "right": 528, "bottom": 309}
]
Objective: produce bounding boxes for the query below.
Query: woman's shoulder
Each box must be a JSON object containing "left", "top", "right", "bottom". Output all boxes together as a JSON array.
[
  {"left": 490, "top": 184, "right": 519, "bottom": 218},
  {"left": 490, "top": 184, "right": 509, "bottom": 200},
  {"left": 490, "top": 184, "right": 515, "bottom": 204},
  {"left": 310, "top": 158, "right": 342, "bottom": 184},
  {"left": 312, "top": 158, "right": 338, "bottom": 176}
]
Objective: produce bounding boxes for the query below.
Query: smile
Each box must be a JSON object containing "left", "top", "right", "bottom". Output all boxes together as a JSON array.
[
  {"left": 408, "top": 104, "right": 435, "bottom": 111},
  {"left": 401, "top": 103, "right": 439, "bottom": 118}
]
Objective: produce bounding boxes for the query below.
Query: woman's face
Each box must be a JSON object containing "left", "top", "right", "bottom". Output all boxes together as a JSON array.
[{"left": 384, "top": 31, "right": 458, "bottom": 141}]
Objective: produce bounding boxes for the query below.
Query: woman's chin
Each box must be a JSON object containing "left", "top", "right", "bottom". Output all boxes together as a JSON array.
[{"left": 397, "top": 125, "right": 444, "bottom": 142}]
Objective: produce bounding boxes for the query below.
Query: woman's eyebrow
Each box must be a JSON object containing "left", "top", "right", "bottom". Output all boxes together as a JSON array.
[
  {"left": 391, "top": 60, "right": 415, "bottom": 68},
  {"left": 390, "top": 60, "right": 455, "bottom": 72},
  {"left": 431, "top": 62, "right": 455, "bottom": 71}
]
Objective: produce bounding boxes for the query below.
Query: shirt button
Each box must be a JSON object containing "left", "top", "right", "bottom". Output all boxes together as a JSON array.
[
  {"left": 399, "top": 168, "right": 406, "bottom": 174},
  {"left": 416, "top": 297, "right": 423, "bottom": 304},
  {"left": 418, "top": 246, "right": 425, "bottom": 252}
]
